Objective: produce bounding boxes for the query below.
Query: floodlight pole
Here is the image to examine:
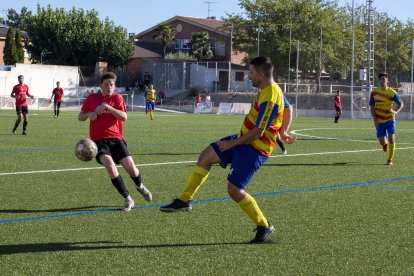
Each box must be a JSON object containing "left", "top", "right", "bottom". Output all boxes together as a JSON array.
[
  {"left": 257, "top": 23, "right": 260, "bottom": 56},
  {"left": 411, "top": 39, "right": 414, "bottom": 93},
  {"left": 350, "top": 0, "right": 355, "bottom": 119},
  {"left": 295, "top": 41, "right": 299, "bottom": 117}
]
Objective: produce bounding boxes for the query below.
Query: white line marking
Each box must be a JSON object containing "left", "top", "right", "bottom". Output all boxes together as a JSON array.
[{"left": 2, "top": 147, "right": 414, "bottom": 176}]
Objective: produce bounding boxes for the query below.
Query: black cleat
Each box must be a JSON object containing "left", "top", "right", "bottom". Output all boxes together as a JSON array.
[
  {"left": 12, "top": 130, "right": 16, "bottom": 134},
  {"left": 160, "top": 198, "right": 192, "bottom": 212},
  {"left": 250, "top": 223, "right": 275, "bottom": 243},
  {"left": 22, "top": 131, "right": 27, "bottom": 135}
]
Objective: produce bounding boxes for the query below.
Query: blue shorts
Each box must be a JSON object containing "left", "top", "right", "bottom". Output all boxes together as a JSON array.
[
  {"left": 146, "top": 102, "right": 155, "bottom": 110},
  {"left": 377, "top": 120, "right": 396, "bottom": 138},
  {"left": 211, "top": 134, "right": 268, "bottom": 189}
]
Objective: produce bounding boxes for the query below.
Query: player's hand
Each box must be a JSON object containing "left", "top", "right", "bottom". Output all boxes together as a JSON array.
[
  {"left": 217, "top": 140, "right": 234, "bottom": 151},
  {"left": 89, "top": 112, "right": 98, "bottom": 121},
  {"left": 95, "top": 104, "right": 107, "bottom": 114},
  {"left": 374, "top": 121, "right": 379, "bottom": 129},
  {"left": 280, "top": 132, "right": 297, "bottom": 144}
]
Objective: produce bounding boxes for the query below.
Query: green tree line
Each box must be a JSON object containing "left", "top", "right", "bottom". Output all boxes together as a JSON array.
[{"left": 223, "top": 0, "right": 414, "bottom": 82}]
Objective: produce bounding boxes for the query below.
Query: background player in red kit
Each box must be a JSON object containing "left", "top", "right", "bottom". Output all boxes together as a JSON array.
[
  {"left": 51, "top": 81, "right": 64, "bottom": 118},
  {"left": 78, "top": 72, "right": 153, "bottom": 211},
  {"left": 334, "top": 90, "right": 342, "bottom": 123},
  {"left": 11, "top": 75, "right": 34, "bottom": 135}
]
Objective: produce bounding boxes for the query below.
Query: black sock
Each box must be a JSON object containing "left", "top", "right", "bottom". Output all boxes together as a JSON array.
[
  {"left": 23, "top": 121, "right": 28, "bottom": 132},
  {"left": 276, "top": 137, "right": 285, "bottom": 151},
  {"left": 57, "top": 109, "right": 60, "bottom": 116},
  {"left": 111, "top": 175, "right": 129, "bottom": 198},
  {"left": 131, "top": 174, "right": 142, "bottom": 187},
  {"left": 13, "top": 123, "right": 19, "bottom": 131}
]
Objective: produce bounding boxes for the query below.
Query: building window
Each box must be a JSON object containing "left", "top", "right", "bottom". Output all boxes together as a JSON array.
[
  {"left": 181, "top": 39, "right": 191, "bottom": 49},
  {"left": 175, "top": 39, "right": 181, "bottom": 49},
  {"left": 235, "top": 72, "right": 244, "bottom": 81},
  {"left": 175, "top": 39, "right": 191, "bottom": 49}
]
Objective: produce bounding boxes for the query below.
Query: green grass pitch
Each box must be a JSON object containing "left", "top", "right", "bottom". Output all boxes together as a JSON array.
[{"left": 0, "top": 109, "right": 413, "bottom": 275}]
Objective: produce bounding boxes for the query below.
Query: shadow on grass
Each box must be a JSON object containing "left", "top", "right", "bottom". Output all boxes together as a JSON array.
[
  {"left": 0, "top": 240, "right": 275, "bottom": 255},
  {"left": 0, "top": 206, "right": 116, "bottom": 214}
]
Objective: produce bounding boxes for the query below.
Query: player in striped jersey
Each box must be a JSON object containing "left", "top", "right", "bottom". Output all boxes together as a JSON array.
[
  {"left": 145, "top": 84, "right": 156, "bottom": 120},
  {"left": 369, "top": 72, "right": 404, "bottom": 166},
  {"left": 160, "top": 57, "right": 296, "bottom": 243}
]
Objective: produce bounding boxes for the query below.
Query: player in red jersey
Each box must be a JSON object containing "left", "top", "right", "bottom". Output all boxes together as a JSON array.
[
  {"left": 334, "top": 90, "right": 342, "bottom": 123},
  {"left": 51, "top": 81, "right": 64, "bottom": 118},
  {"left": 78, "top": 72, "right": 152, "bottom": 211},
  {"left": 10, "top": 75, "right": 34, "bottom": 135}
]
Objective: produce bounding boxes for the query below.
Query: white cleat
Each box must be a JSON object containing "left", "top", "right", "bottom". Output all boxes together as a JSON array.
[
  {"left": 282, "top": 149, "right": 287, "bottom": 155},
  {"left": 137, "top": 184, "right": 153, "bottom": 202},
  {"left": 123, "top": 196, "right": 135, "bottom": 211}
]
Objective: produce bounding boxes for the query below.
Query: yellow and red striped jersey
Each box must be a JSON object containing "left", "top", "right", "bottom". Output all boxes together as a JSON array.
[
  {"left": 240, "top": 82, "right": 284, "bottom": 156},
  {"left": 369, "top": 87, "right": 402, "bottom": 123},
  {"left": 146, "top": 89, "right": 156, "bottom": 102}
]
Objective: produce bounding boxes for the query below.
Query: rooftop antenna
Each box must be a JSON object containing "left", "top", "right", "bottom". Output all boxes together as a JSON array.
[{"left": 204, "top": 1, "right": 218, "bottom": 18}]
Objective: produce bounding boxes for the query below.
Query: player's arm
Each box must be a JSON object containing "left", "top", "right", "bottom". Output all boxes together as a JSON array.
[
  {"left": 392, "top": 94, "right": 404, "bottom": 115},
  {"left": 280, "top": 104, "right": 296, "bottom": 144},
  {"left": 98, "top": 104, "right": 127, "bottom": 121},
  {"left": 217, "top": 128, "right": 262, "bottom": 151},
  {"left": 95, "top": 97, "right": 127, "bottom": 121},
  {"left": 78, "top": 111, "right": 98, "bottom": 121},
  {"left": 10, "top": 91, "right": 16, "bottom": 98},
  {"left": 368, "top": 94, "right": 378, "bottom": 128}
]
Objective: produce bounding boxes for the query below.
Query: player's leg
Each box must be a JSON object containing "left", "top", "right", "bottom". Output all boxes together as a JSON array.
[
  {"left": 57, "top": 102, "right": 61, "bottom": 117},
  {"left": 160, "top": 135, "right": 230, "bottom": 212},
  {"left": 12, "top": 108, "right": 22, "bottom": 134},
  {"left": 276, "top": 134, "right": 286, "bottom": 154},
  {"left": 54, "top": 101, "right": 57, "bottom": 117},
  {"left": 99, "top": 151, "right": 133, "bottom": 211},
  {"left": 376, "top": 123, "right": 388, "bottom": 152},
  {"left": 119, "top": 155, "right": 152, "bottom": 202},
  {"left": 386, "top": 121, "right": 397, "bottom": 165},
  {"left": 226, "top": 145, "right": 273, "bottom": 243},
  {"left": 22, "top": 109, "right": 28, "bottom": 135}
]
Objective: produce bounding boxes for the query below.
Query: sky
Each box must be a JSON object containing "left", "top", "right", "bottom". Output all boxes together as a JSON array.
[{"left": 1, "top": 0, "right": 413, "bottom": 34}]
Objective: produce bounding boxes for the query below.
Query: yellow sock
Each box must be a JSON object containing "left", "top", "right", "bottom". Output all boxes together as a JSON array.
[
  {"left": 238, "top": 194, "right": 269, "bottom": 227},
  {"left": 388, "top": 143, "right": 396, "bottom": 160},
  {"left": 178, "top": 166, "right": 209, "bottom": 202},
  {"left": 150, "top": 111, "right": 154, "bottom": 120}
]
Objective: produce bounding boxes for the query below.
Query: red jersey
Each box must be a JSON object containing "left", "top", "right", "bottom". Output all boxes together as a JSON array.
[
  {"left": 11, "top": 84, "right": 30, "bottom": 107},
  {"left": 334, "top": 95, "right": 341, "bottom": 107},
  {"left": 52, "top": 87, "right": 64, "bottom": 102},
  {"left": 81, "top": 93, "right": 126, "bottom": 141}
]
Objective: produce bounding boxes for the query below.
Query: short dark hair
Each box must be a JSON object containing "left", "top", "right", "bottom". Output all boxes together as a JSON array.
[
  {"left": 100, "top": 72, "right": 117, "bottom": 83},
  {"left": 378, "top": 72, "right": 388, "bottom": 79},
  {"left": 250, "top": 56, "right": 274, "bottom": 78},
  {"left": 18, "top": 75, "right": 24, "bottom": 79}
]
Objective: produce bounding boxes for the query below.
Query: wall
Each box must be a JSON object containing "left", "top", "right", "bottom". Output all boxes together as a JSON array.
[{"left": 0, "top": 63, "right": 79, "bottom": 99}]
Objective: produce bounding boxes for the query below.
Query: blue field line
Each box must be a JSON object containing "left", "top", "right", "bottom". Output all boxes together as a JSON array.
[{"left": 1, "top": 175, "right": 413, "bottom": 225}]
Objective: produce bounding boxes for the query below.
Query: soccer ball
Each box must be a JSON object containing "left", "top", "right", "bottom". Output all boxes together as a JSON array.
[{"left": 75, "top": 138, "right": 98, "bottom": 162}]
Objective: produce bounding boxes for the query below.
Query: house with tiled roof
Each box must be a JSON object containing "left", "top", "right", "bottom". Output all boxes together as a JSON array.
[
  {"left": 0, "top": 24, "right": 31, "bottom": 67},
  {"left": 128, "top": 15, "right": 250, "bottom": 93}
]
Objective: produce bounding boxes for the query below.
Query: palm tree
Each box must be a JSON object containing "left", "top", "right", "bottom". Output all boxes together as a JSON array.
[{"left": 153, "top": 23, "right": 176, "bottom": 58}]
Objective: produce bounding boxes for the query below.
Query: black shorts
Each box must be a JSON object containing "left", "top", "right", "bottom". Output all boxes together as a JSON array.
[
  {"left": 16, "top": 106, "right": 29, "bottom": 115},
  {"left": 94, "top": 139, "right": 130, "bottom": 165},
  {"left": 54, "top": 101, "right": 62, "bottom": 108},
  {"left": 335, "top": 106, "right": 341, "bottom": 112}
]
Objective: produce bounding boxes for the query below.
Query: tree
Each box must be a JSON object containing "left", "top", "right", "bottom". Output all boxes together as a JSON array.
[
  {"left": 14, "top": 29, "right": 25, "bottom": 63},
  {"left": 5, "top": 7, "right": 32, "bottom": 29},
  {"left": 23, "top": 5, "right": 133, "bottom": 67},
  {"left": 153, "top": 23, "right": 176, "bottom": 58},
  {"left": 189, "top": 32, "right": 213, "bottom": 60},
  {"left": 3, "top": 27, "right": 18, "bottom": 65}
]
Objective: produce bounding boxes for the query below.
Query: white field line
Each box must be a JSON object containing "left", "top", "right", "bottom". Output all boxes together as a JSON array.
[{"left": 2, "top": 147, "right": 414, "bottom": 177}]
